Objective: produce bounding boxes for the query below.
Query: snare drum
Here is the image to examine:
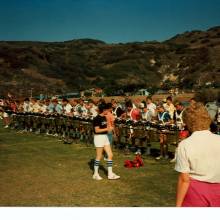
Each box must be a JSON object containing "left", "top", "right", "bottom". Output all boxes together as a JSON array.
[
  {"left": 133, "top": 126, "right": 146, "bottom": 139},
  {"left": 148, "top": 128, "right": 159, "bottom": 142},
  {"left": 119, "top": 125, "right": 129, "bottom": 137},
  {"left": 167, "top": 130, "right": 179, "bottom": 145}
]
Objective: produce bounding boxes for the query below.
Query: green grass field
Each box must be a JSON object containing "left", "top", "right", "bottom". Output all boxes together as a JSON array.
[{"left": 0, "top": 122, "right": 178, "bottom": 207}]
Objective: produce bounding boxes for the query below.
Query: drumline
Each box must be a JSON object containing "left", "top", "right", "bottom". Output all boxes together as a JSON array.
[{"left": 6, "top": 111, "right": 180, "bottom": 149}]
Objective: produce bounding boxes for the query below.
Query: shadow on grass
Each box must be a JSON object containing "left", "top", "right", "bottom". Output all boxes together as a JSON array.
[
  {"left": 88, "top": 159, "right": 108, "bottom": 176},
  {"left": 149, "top": 148, "right": 175, "bottom": 158}
]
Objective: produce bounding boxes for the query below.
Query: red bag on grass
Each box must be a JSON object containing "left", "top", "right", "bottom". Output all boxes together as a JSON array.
[{"left": 124, "top": 155, "right": 144, "bottom": 168}]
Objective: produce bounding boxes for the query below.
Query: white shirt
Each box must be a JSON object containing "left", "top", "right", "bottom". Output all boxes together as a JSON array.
[
  {"left": 40, "top": 104, "right": 47, "bottom": 113},
  {"left": 205, "top": 102, "right": 218, "bottom": 121},
  {"left": 63, "top": 103, "right": 72, "bottom": 114},
  {"left": 141, "top": 109, "right": 153, "bottom": 121},
  {"left": 90, "top": 105, "right": 98, "bottom": 117},
  {"left": 32, "top": 103, "right": 41, "bottom": 113},
  {"left": 81, "top": 104, "right": 90, "bottom": 117},
  {"left": 217, "top": 107, "right": 220, "bottom": 123},
  {"left": 163, "top": 103, "right": 175, "bottom": 119},
  {"left": 147, "top": 102, "right": 156, "bottom": 116},
  {"left": 23, "top": 102, "right": 31, "bottom": 112},
  {"left": 73, "top": 104, "right": 82, "bottom": 116},
  {"left": 175, "top": 130, "right": 220, "bottom": 183}
]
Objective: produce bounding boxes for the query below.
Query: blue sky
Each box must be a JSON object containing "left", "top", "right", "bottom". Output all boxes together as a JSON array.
[{"left": 0, "top": 0, "right": 220, "bottom": 43}]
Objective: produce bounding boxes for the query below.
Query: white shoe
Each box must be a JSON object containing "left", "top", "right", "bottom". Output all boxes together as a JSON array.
[
  {"left": 170, "top": 158, "right": 176, "bottom": 163},
  {"left": 108, "top": 173, "right": 120, "bottom": 180},
  {"left": 92, "top": 174, "right": 103, "bottom": 180},
  {"left": 4, "top": 125, "right": 9, "bottom": 128},
  {"left": 135, "top": 149, "right": 141, "bottom": 155},
  {"left": 156, "top": 155, "right": 162, "bottom": 160}
]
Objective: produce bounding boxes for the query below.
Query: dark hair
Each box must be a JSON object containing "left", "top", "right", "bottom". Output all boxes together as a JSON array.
[
  {"left": 157, "top": 103, "right": 164, "bottom": 109},
  {"left": 24, "top": 98, "right": 29, "bottom": 102},
  {"left": 125, "top": 100, "right": 133, "bottom": 108},
  {"left": 175, "top": 101, "right": 183, "bottom": 106},
  {"left": 98, "top": 103, "right": 108, "bottom": 113},
  {"left": 62, "top": 98, "right": 68, "bottom": 102},
  {"left": 99, "top": 98, "right": 106, "bottom": 104},
  {"left": 106, "top": 102, "right": 112, "bottom": 109},
  {"left": 166, "top": 96, "right": 172, "bottom": 102}
]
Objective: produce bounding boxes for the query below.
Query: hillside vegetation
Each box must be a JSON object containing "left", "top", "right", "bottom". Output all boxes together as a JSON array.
[{"left": 0, "top": 26, "right": 220, "bottom": 97}]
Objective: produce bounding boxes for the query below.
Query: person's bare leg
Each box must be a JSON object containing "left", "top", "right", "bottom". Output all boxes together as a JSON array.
[
  {"left": 93, "top": 147, "right": 104, "bottom": 180},
  {"left": 104, "top": 145, "right": 120, "bottom": 179}
]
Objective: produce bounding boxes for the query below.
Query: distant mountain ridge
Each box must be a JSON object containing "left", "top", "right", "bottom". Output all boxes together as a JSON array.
[{"left": 0, "top": 26, "right": 220, "bottom": 97}]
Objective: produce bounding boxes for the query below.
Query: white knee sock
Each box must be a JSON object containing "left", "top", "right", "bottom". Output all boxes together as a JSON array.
[
  {"left": 94, "top": 160, "right": 100, "bottom": 175},
  {"left": 107, "top": 160, "right": 113, "bottom": 176}
]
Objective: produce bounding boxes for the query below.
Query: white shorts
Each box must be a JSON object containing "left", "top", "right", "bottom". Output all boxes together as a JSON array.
[
  {"left": 94, "top": 134, "right": 110, "bottom": 148},
  {"left": 3, "top": 112, "right": 9, "bottom": 117}
]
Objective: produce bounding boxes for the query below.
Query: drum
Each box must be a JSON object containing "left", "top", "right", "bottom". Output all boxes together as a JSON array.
[
  {"left": 148, "top": 128, "right": 159, "bottom": 142},
  {"left": 66, "top": 116, "right": 72, "bottom": 127},
  {"left": 32, "top": 115, "right": 39, "bottom": 130},
  {"left": 10, "top": 113, "right": 17, "bottom": 128},
  {"left": 120, "top": 136, "right": 127, "bottom": 144},
  {"left": 119, "top": 125, "right": 128, "bottom": 137},
  {"left": 114, "top": 124, "right": 120, "bottom": 137},
  {"left": 167, "top": 130, "right": 179, "bottom": 145},
  {"left": 133, "top": 125, "right": 146, "bottom": 139}
]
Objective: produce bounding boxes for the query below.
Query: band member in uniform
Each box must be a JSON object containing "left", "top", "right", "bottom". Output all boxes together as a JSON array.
[
  {"left": 2, "top": 99, "right": 11, "bottom": 128},
  {"left": 31, "top": 98, "right": 41, "bottom": 113},
  {"left": 86, "top": 99, "right": 98, "bottom": 118},
  {"left": 93, "top": 103, "right": 120, "bottom": 180},
  {"left": 163, "top": 96, "right": 176, "bottom": 120},
  {"left": 125, "top": 100, "right": 141, "bottom": 121},
  {"left": 170, "top": 102, "right": 189, "bottom": 163},
  {"left": 146, "top": 97, "right": 157, "bottom": 117},
  {"left": 155, "top": 104, "right": 171, "bottom": 160},
  {"left": 62, "top": 98, "right": 72, "bottom": 116},
  {"left": 111, "top": 99, "right": 124, "bottom": 118},
  {"left": 23, "top": 98, "right": 31, "bottom": 113}
]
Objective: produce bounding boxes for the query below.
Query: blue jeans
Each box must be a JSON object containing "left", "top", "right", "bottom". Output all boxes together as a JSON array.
[{"left": 107, "top": 132, "right": 113, "bottom": 146}]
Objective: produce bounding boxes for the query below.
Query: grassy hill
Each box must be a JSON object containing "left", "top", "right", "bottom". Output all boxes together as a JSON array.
[{"left": 0, "top": 26, "right": 220, "bottom": 97}]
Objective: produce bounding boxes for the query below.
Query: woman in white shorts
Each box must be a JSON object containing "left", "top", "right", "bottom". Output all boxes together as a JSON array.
[{"left": 92, "top": 103, "right": 120, "bottom": 180}]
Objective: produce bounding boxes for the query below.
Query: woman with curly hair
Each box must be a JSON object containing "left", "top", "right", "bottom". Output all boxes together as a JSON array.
[{"left": 175, "top": 102, "right": 220, "bottom": 207}]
